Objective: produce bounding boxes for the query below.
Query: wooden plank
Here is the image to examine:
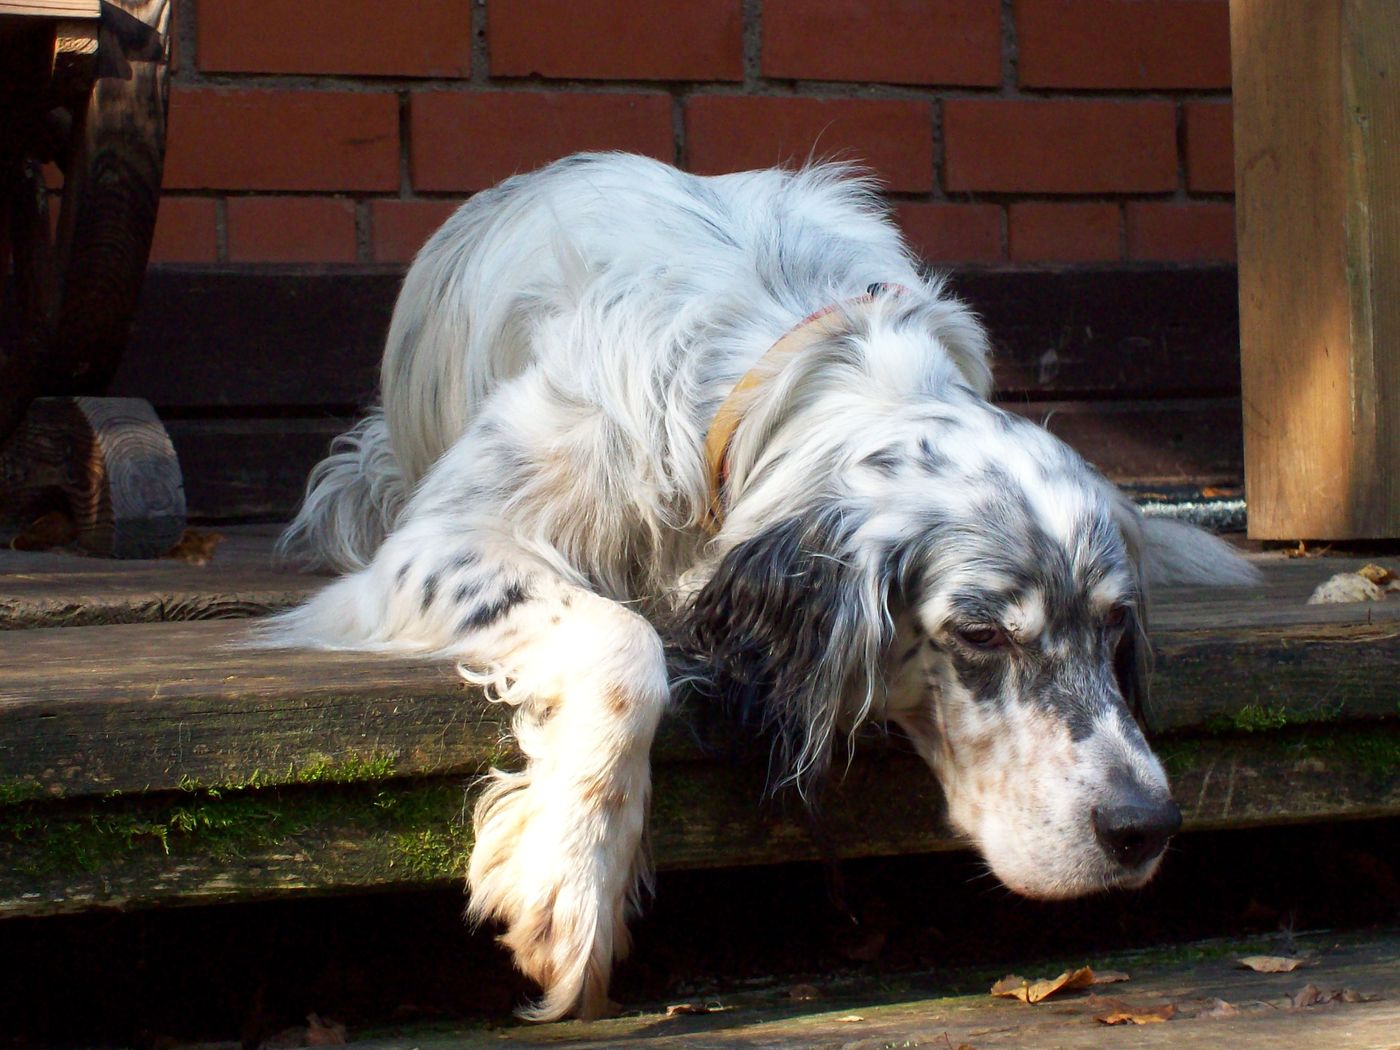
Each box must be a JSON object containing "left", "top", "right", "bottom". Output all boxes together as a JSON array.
[
  {"left": 0, "top": 724, "right": 1394, "bottom": 918},
  {"left": 355, "top": 935, "right": 1400, "bottom": 1049},
  {"left": 956, "top": 267, "right": 1242, "bottom": 399},
  {"left": 1234, "top": 0, "right": 1400, "bottom": 538},
  {"left": 0, "top": 526, "right": 319, "bottom": 628},
  {"left": 164, "top": 417, "right": 346, "bottom": 521},
  {"left": 0, "top": 1, "right": 99, "bottom": 16},
  {"left": 1006, "top": 398, "right": 1243, "bottom": 486},
  {"left": 1, "top": 555, "right": 1397, "bottom": 801},
  {"left": 108, "top": 269, "right": 1241, "bottom": 412}
]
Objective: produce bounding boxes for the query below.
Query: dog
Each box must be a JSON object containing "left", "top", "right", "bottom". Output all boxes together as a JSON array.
[{"left": 264, "top": 152, "right": 1257, "bottom": 1021}]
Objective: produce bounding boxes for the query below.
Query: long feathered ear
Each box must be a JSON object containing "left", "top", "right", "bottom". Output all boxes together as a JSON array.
[
  {"left": 674, "top": 509, "right": 892, "bottom": 794},
  {"left": 1114, "top": 606, "right": 1152, "bottom": 725},
  {"left": 1103, "top": 487, "right": 1154, "bottom": 724}
]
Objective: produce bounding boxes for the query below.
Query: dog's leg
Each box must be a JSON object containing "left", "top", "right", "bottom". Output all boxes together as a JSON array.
[{"left": 389, "top": 533, "right": 668, "bottom": 1021}]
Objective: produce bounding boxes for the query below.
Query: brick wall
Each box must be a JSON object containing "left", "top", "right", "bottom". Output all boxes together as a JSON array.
[{"left": 147, "top": 0, "right": 1234, "bottom": 269}]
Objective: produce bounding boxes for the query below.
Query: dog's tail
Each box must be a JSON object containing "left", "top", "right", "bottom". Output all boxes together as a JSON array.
[
  {"left": 276, "top": 410, "right": 409, "bottom": 574},
  {"left": 1139, "top": 517, "right": 1260, "bottom": 587}
]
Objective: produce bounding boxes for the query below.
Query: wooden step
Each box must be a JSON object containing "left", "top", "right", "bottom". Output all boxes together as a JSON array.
[{"left": 0, "top": 549, "right": 1396, "bottom": 918}]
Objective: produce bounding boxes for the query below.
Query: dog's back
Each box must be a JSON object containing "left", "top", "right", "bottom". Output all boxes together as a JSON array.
[{"left": 279, "top": 153, "right": 921, "bottom": 572}]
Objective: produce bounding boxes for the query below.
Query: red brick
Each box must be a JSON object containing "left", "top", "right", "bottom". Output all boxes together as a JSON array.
[
  {"left": 411, "top": 91, "right": 673, "bottom": 191},
  {"left": 1008, "top": 202, "right": 1120, "bottom": 263},
  {"left": 763, "top": 0, "right": 1001, "bottom": 86},
  {"left": 1017, "top": 0, "right": 1230, "bottom": 89},
  {"left": 1126, "top": 202, "right": 1235, "bottom": 262},
  {"left": 165, "top": 88, "right": 399, "bottom": 192},
  {"left": 944, "top": 99, "right": 1177, "bottom": 194},
  {"left": 686, "top": 96, "right": 934, "bottom": 192},
  {"left": 1186, "top": 102, "right": 1234, "bottom": 194},
  {"left": 893, "top": 202, "right": 1003, "bottom": 264},
  {"left": 149, "top": 197, "right": 218, "bottom": 263},
  {"left": 489, "top": 0, "right": 742, "bottom": 80},
  {"left": 226, "top": 197, "right": 358, "bottom": 263},
  {"left": 371, "top": 199, "right": 464, "bottom": 263},
  {"left": 198, "top": 0, "right": 471, "bottom": 77}
]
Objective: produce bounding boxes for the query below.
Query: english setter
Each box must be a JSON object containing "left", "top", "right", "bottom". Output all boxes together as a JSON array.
[{"left": 266, "top": 152, "right": 1256, "bottom": 1020}]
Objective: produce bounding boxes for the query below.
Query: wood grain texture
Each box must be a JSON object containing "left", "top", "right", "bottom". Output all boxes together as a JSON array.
[
  {"left": 1, "top": 725, "right": 1394, "bottom": 917},
  {"left": 0, "top": 555, "right": 1395, "bottom": 800},
  {"left": 0, "top": 0, "right": 99, "bottom": 15},
  {"left": 0, "top": 396, "right": 185, "bottom": 557},
  {"left": 1234, "top": 0, "right": 1400, "bottom": 538}
]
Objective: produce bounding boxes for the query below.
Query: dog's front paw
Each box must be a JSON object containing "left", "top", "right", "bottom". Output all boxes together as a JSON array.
[{"left": 467, "top": 767, "right": 641, "bottom": 1021}]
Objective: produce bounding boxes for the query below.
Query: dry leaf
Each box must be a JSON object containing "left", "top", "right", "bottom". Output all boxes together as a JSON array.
[
  {"left": 1238, "top": 955, "right": 1306, "bottom": 973},
  {"left": 787, "top": 984, "right": 820, "bottom": 1001},
  {"left": 1285, "top": 540, "right": 1331, "bottom": 559},
  {"left": 665, "top": 1002, "right": 710, "bottom": 1016},
  {"left": 1290, "top": 985, "right": 1371, "bottom": 1008},
  {"left": 1091, "top": 997, "right": 1176, "bottom": 1025},
  {"left": 304, "top": 1013, "right": 347, "bottom": 1046},
  {"left": 839, "top": 1015, "right": 864, "bottom": 1022},
  {"left": 11, "top": 510, "right": 77, "bottom": 552},
  {"left": 991, "top": 966, "right": 1096, "bottom": 1004},
  {"left": 1092, "top": 971, "right": 1131, "bottom": 985},
  {"left": 1199, "top": 486, "right": 1241, "bottom": 498},
  {"left": 1357, "top": 563, "right": 1400, "bottom": 590},
  {"left": 164, "top": 528, "right": 224, "bottom": 566},
  {"left": 1197, "top": 998, "right": 1239, "bottom": 1019}
]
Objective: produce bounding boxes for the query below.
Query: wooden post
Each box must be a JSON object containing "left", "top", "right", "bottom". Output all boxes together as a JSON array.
[{"left": 1233, "top": 0, "right": 1400, "bottom": 539}]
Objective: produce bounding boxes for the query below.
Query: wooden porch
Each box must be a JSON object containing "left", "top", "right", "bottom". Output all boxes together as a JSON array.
[{"left": 1, "top": 529, "right": 1396, "bottom": 920}]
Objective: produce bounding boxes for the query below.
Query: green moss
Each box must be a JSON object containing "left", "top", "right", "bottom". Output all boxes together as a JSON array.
[
  {"left": 0, "top": 780, "right": 47, "bottom": 807},
  {"left": 1158, "top": 723, "right": 1400, "bottom": 782},
  {"left": 175, "top": 752, "right": 402, "bottom": 797},
  {"left": 1205, "top": 702, "right": 1291, "bottom": 734},
  {"left": 0, "top": 776, "right": 474, "bottom": 882}
]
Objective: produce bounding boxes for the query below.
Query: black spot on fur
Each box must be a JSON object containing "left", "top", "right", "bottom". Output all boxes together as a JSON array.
[
  {"left": 421, "top": 573, "right": 440, "bottom": 613},
  {"left": 394, "top": 562, "right": 411, "bottom": 589},
  {"left": 458, "top": 580, "right": 531, "bottom": 634},
  {"left": 861, "top": 447, "right": 902, "bottom": 476}
]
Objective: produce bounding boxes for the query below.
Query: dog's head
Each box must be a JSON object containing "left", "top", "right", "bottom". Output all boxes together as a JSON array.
[{"left": 681, "top": 397, "right": 1180, "bottom": 900}]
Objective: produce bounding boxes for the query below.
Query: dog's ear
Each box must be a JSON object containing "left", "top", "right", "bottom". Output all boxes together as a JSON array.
[
  {"left": 1113, "top": 605, "right": 1151, "bottom": 724},
  {"left": 1102, "top": 487, "right": 1154, "bottom": 724},
  {"left": 676, "top": 509, "right": 891, "bottom": 793}
]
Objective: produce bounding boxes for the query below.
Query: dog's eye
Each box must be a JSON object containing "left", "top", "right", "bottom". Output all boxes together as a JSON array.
[
  {"left": 1104, "top": 605, "right": 1129, "bottom": 630},
  {"left": 955, "top": 624, "right": 1008, "bottom": 650}
]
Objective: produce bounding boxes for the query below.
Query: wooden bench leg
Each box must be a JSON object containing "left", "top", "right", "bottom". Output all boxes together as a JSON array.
[{"left": 0, "top": 395, "right": 185, "bottom": 558}]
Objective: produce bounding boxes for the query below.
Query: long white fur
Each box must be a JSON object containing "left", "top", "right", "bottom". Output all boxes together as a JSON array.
[{"left": 264, "top": 152, "right": 1256, "bottom": 1020}]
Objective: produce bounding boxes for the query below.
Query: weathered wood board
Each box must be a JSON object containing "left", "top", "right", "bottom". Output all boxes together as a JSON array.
[
  {"left": 347, "top": 933, "right": 1400, "bottom": 1049},
  {"left": 0, "top": 525, "right": 321, "bottom": 628},
  {"left": 0, "top": 545, "right": 1396, "bottom": 918},
  {"left": 1234, "top": 0, "right": 1400, "bottom": 538},
  {"left": 2, "top": 727, "right": 1395, "bottom": 918}
]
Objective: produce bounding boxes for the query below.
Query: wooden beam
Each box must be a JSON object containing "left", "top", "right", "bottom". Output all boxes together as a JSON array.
[
  {"left": 0, "top": 1, "right": 99, "bottom": 16},
  {"left": 1, "top": 561, "right": 1396, "bottom": 801},
  {"left": 1234, "top": 0, "right": 1400, "bottom": 538},
  {"left": 0, "top": 726, "right": 1394, "bottom": 918}
]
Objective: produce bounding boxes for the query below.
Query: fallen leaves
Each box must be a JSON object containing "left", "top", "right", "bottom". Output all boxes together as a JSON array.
[
  {"left": 1289, "top": 984, "right": 1371, "bottom": 1009},
  {"left": 664, "top": 1001, "right": 733, "bottom": 1017},
  {"left": 163, "top": 528, "right": 225, "bottom": 565},
  {"left": 1089, "top": 997, "right": 1176, "bottom": 1026},
  {"left": 989, "top": 966, "right": 1126, "bottom": 1004},
  {"left": 1307, "top": 563, "right": 1400, "bottom": 604},
  {"left": 1237, "top": 954, "right": 1308, "bottom": 973},
  {"left": 10, "top": 510, "right": 76, "bottom": 551}
]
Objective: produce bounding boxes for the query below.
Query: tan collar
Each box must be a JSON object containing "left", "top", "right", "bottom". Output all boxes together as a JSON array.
[{"left": 701, "top": 284, "right": 905, "bottom": 533}]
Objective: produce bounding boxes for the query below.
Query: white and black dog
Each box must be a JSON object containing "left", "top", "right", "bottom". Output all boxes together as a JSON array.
[{"left": 264, "top": 152, "right": 1256, "bottom": 1020}]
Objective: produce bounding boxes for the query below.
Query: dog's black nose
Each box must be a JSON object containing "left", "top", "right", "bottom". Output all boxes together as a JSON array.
[{"left": 1092, "top": 797, "right": 1182, "bottom": 869}]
